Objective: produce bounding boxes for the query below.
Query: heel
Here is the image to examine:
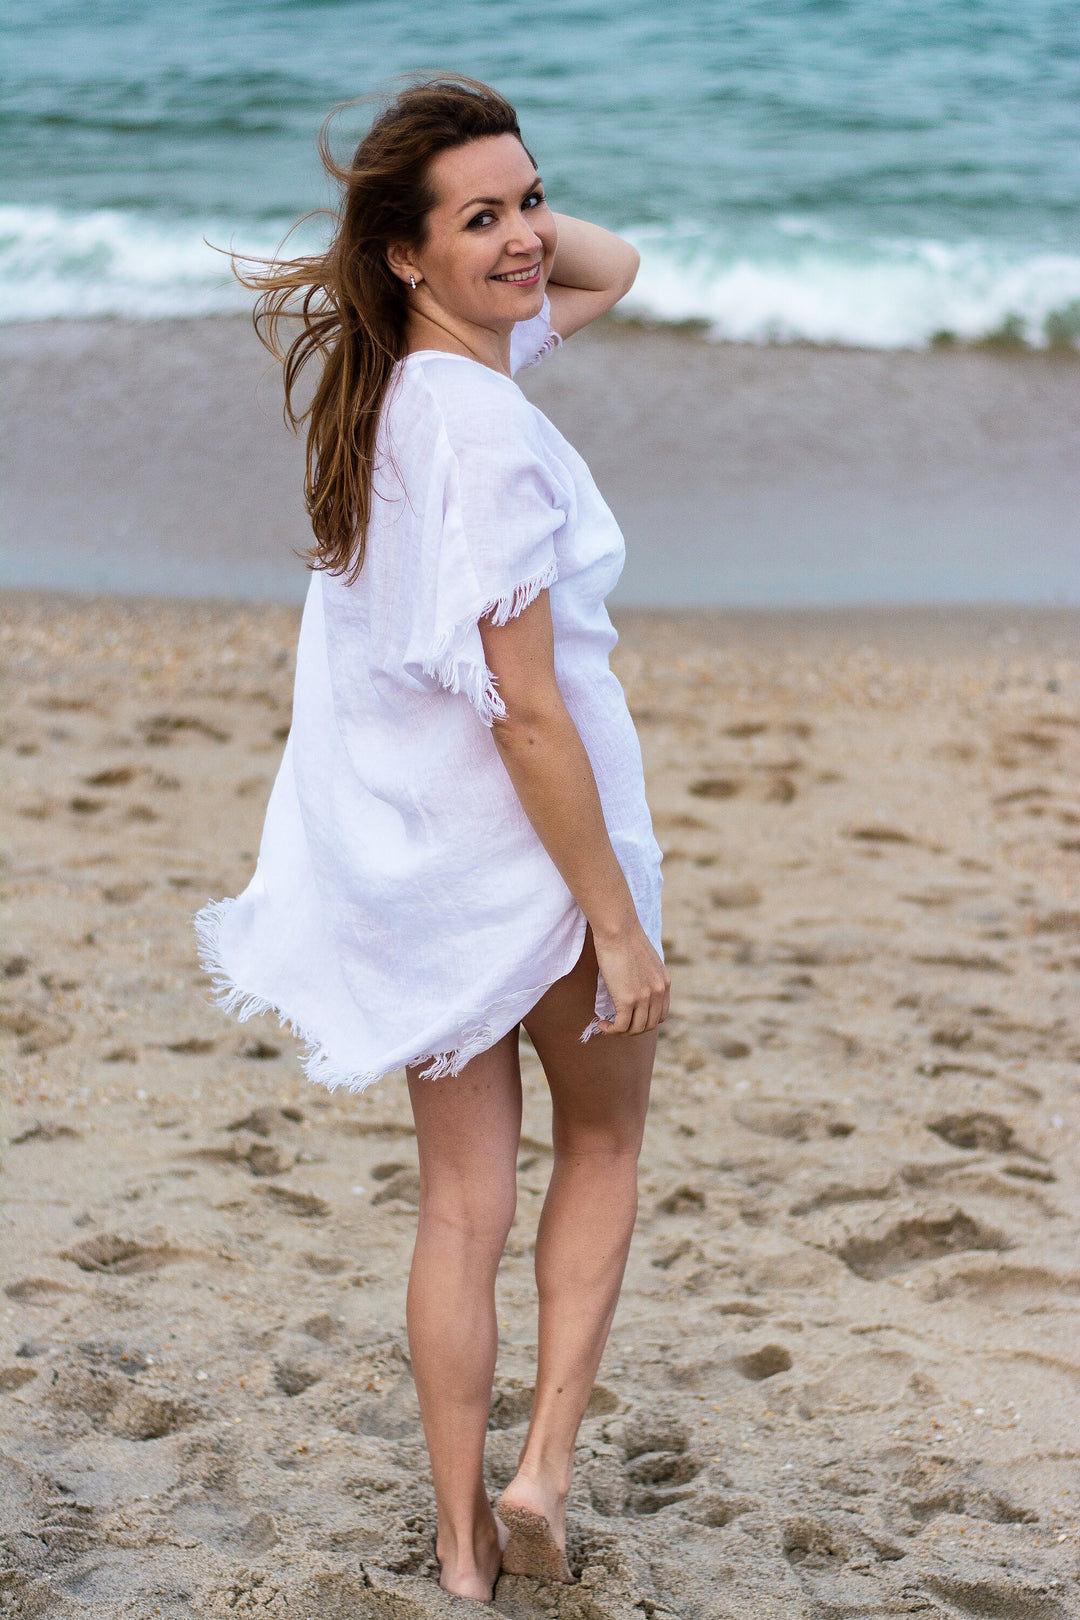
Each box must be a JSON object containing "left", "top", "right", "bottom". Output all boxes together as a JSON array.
[{"left": 494, "top": 1495, "right": 574, "bottom": 1584}]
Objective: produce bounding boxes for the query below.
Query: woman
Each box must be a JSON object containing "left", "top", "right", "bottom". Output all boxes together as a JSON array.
[{"left": 197, "top": 76, "right": 668, "bottom": 1601}]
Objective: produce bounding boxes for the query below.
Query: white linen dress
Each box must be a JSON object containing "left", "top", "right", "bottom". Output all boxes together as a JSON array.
[{"left": 195, "top": 298, "right": 663, "bottom": 1092}]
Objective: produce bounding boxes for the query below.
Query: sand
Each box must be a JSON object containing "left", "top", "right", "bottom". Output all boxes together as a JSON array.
[{"left": 2, "top": 591, "right": 1079, "bottom": 1619}]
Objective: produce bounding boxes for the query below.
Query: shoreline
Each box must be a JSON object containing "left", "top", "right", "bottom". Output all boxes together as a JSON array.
[{"left": 3, "top": 315, "right": 1078, "bottom": 609}]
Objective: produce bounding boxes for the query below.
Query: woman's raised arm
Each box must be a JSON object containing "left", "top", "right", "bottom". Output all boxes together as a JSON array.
[{"left": 544, "top": 213, "right": 640, "bottom": 340}]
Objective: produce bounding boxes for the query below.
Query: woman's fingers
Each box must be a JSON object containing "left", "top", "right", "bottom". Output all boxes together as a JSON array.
[
  {"left": 598, "top": 984, "right": 669, "bottom": 1037},
  {"left": 591, "top": 930, "right": 672, "bottom": 1037}
]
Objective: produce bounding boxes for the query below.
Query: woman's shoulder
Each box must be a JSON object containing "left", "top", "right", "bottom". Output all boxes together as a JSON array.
[{"left": 397, "top": 352, "right": 545, "bottom": 455}]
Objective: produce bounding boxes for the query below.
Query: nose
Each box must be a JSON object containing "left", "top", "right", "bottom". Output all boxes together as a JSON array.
[{"left": 503, "top": 218, "right": 543, "bottom": 258}]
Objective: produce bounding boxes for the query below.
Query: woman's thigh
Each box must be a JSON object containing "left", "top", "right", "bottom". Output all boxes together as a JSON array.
[
  {"left": 523, "top": 930, "right": 655, "bottom": 1155},
  {"left": 406, "top": 1027, "right": 524, "bottom": 1226}
]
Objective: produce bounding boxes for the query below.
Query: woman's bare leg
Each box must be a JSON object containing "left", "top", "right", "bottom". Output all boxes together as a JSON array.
[
  {"left": 406, "top": 1028, "right": 522, "bottom": 1600},
  {"left": 497, "top": 930, "right": 655, "bottom": 1574}
]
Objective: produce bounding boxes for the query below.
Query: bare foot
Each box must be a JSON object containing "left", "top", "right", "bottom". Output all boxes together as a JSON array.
[
  {"left": 495, "top": 1474, "right": 574, "bottom": 1585},
  {"left": 436, "top": 1511, "right": 508, "bottom": 1601}
]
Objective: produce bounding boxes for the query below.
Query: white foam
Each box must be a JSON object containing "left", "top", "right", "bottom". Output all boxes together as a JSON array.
[
  {"left": 622, "top": 229, "right": 1080, "bottom": 349},
  {"left": 2, "top": 203, "right": 1079, "bottom": 349},
  {"left": 0, "top": 204, "right": 320, "bottom": 322}
]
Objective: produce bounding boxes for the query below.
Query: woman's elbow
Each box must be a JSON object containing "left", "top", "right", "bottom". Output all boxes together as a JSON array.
[
  {"left": 620, "top": 243, "right": 640, "bottom": 296},
  {"left": 490, "top": 693, "right": 568, "bottom": 753}
]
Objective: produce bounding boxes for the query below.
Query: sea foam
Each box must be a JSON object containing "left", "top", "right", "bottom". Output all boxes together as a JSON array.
[{"left": 3, "top": 204, "right": 1079, "bottom": 350}]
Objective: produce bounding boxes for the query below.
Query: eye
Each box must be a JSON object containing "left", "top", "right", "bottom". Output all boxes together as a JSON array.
[
  {"left": 466, "top": 210, "right": 496, "bottom": 230},
  {"left": 524, "top": 190, "right": 544, "bottom": 210}
]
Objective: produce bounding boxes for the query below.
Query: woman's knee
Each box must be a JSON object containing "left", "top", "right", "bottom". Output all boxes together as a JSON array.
[
  {"left": 550, "top": 1125, "right": 644, "bottom": 1168},
  {"left": 418, "top": 1176, "right": 518, "bottom": 1249}
]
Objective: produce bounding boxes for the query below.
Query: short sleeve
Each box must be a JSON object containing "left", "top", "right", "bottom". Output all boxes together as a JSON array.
[
  {"left": 408, "top": 365, "right": 569, "bottom": 726},
  {"left": 509, "top": 293, "right": 562, "bottom": 376}
]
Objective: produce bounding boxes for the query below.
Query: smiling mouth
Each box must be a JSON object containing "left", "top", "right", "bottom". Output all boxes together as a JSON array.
[{"left": 491, "top": 263, "right": 542, "bottom": 284}]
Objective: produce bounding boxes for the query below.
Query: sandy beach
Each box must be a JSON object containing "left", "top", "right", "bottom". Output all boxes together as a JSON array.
[{"left": 2, "top": 590, "right": 1079, "bottom": 1618}]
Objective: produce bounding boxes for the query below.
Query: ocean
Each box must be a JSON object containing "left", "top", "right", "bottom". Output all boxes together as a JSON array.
[{"left": 3, "top": 0, "right": 1079, "bottom": 348}]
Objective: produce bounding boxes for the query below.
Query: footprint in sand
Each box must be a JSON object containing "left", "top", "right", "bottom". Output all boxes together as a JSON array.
[
  {"left": 300, "top": 1252, "right": 348, "bottom": 1275},
  {"left": 0, "top": 1366, "right": 38, "bottom": 1392},
  {"left": 651, "top": 1237, "right": 696, "bottom": 1270},
  {"left": 226, "top": 1104, "right": 301, "bottom": 1135},
  {"left": 798, "top": 1348, "right": 928, "bottom": 1421},
  {"left": 239, "top": 1039, "right": 281, "bottom": 1061},
  {"left": 710, "top": 882, "right": 761, "bottom": 909},
  {"left": 912, "top": 949, "right": 1011, "bottom": 973},
  {"left": 260, "top": 1185, "right": 330, "bottom": 1218},
  {"left": 688, "top": 777, "right": 741, "bottom": 800},
  {"left": 164, "top": 1035, "right": 216, "bottom": 1054},
  {"left": 724, "top": 720, "right": 768, "bottom": 738},
  {"left": 694, "top": 1492, "right": 761, "bottom": 1529},
  {"left": 845, "top": 823, "right": 916, "bottom": 845},
  {"left": 926, "top": 1110, "right": 1027, "bottom": 1154},
  {"left": 924, "top": 1571, "right": 1063, "bottom": 1620},
  {"left": 488, "top": 1381, "right": 536, "bottom": 1430},
  {"left": 101, "top": 881, "right": 149, "bottom": 905},
  {"left": 274, "top": 1361, "right": 323, "bottom": 1396},
  {"left": 10, "top": 1118, "right": 81, "bottom": 1143},
  {"left": 782, "top": 1513, "right": 862, "bottom": 1574},
  {"left": 84, "top": 765, "right": 137, "bottom": 787},
  {"left": 733, "top": 1343, "right": 793, "bottom": 1382},
  {"left": 2, "top": 1007, "right": 74, "bottom": 1055},
  {"left": 47, "top": 1355, "right": 197, "bottom": 1440},
  {"left": 301, "top": 1311, "right": 339, "bottom": 1342},
  {"left": 613, "top": 1416, "right": 703, "bottom": 1516},
  {"left": 139, "top": 713, "right": 230, "bottom": 746},
  {"left": 789, "top": 1172, "right": 898, "bottom": 1216},
  {"left": 763, "top": 774, "right": 798, "bottom": 803},
  {"left": 656, "top": 1184, "right": 706, "bottom": 1216},
  {"left": 917, "top": 1257, "right": 1080, "bottom": 1309},
  {"left": 833, "top": 1205, "right": 1011, "bottom": 1281},
  {"left": 732, "top": 1098, "right": 855, "bottom": 1142},
  {"left": 4, "top": 1276, "right": 80, "bottom": 1303},
  {"left": 901, "top": 1455, "right": 1038, "bottom": 1527},
  {"left": 189, "top": 1137, "right": 294, "bottom": 1177},
  {"left": 58, "top": 1234, "right": 188, "bottom": 1274},
  {"left": 370, "top": 1167, "right": 421, "bottom": 1207}
]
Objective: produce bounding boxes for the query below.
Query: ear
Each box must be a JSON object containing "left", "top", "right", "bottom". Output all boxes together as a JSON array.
[{"left": 386, "top": 241, "right": 421, "bottom": 287}]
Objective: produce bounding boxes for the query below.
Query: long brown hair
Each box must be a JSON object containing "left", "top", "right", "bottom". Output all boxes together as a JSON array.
[{"left": 235, "top": 76, "right": 531, "bottom": 581}]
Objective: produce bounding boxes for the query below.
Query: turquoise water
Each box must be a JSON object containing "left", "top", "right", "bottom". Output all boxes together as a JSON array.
[{"left": 2, "top": 0, "right": 1079, "bottom": 344}]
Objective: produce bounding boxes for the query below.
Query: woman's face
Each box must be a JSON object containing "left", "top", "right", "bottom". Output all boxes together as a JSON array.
[{"left": 399, "top": 134, "right": 556, "bottom": 333}]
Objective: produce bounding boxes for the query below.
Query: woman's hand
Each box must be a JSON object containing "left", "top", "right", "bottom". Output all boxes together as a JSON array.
[{"left": 591, "top": 923, "right": 670, "bottom": 1037}]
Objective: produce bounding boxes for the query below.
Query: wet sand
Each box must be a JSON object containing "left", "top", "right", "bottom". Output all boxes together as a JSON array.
[
  {"left": 2, "top": 318, "right": 1078, "bottom": 605},
  {"left": 2, "top": 591, "right": 1079, "bottom": 1618}
]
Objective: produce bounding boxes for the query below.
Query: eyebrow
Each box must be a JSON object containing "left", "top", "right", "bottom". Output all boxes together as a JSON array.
[{"left": 456, "top": 179, "right": 543, "bottom": 215}]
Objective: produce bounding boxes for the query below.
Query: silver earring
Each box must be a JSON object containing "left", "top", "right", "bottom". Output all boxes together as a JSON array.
[{"left": 409, "top": 275, "right": 416, "bottom": 290}]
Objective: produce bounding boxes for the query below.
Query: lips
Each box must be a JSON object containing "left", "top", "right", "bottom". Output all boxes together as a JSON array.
[{"left": 491, "top": 262, "right": 542, "bottom": 285}]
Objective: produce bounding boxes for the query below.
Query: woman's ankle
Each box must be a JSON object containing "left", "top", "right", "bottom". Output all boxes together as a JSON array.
[
  {"left": 436, "top": 1505, "right": 501, "bottom": 1563},
  {"left": 507, "top": 1450, "right": 573, "bottom": 1503}
]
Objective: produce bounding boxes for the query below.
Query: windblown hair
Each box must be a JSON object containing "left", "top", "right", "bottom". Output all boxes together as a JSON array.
[{"left": 235, "top": 76, "right": 530, "bottom": 580}]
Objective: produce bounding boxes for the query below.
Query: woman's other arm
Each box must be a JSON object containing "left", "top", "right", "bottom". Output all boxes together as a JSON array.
[
  {"left": 544, "top": 213, "right": 639, "bottom": 340},
  {"left": 478, "top": 591, "right": 669, "bottom": 1036}
]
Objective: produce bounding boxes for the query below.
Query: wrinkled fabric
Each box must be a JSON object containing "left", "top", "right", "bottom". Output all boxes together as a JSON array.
[{"left": 196, "top": 298, "right": 663, "bottom": 1091}]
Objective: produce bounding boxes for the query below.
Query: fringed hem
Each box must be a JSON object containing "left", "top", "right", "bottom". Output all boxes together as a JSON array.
[
  {"left": 193, "top": 896, "right": 497, "bottom": 1095},
  {"left": 422, "top": 558, "right": 559, "bottom": 727},
  {"left": 517, "top": 327, "right": 563, "bottom": 372}
]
